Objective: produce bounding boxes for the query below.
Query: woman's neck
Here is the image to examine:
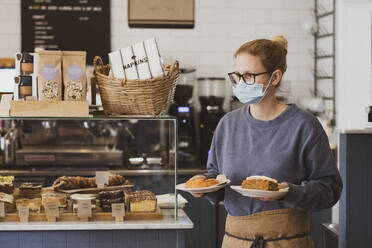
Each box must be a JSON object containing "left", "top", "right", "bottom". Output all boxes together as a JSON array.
[{"left": 249, "top": 95, "right": 288, "bottom": 121}]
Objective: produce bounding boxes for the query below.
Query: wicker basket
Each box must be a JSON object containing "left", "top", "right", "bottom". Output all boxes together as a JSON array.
[{"left": 93, "top": 56, "right": 179, "bottom": 116}]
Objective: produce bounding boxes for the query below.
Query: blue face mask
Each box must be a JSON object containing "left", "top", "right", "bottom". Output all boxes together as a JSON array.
[{"left": 232, "top": 74, "right": 273, "bottom": 105}]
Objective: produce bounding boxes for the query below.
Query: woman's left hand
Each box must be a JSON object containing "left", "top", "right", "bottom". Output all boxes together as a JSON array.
[{"left": 254, "top": 182, "right": 289, "bottom": 202}]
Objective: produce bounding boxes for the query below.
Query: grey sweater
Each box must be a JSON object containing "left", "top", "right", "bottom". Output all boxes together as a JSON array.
[{"left": 206, "top": 104, "right": 342, "bottom": 216}]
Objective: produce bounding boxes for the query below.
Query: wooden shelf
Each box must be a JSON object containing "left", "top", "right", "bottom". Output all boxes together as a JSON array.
[
  {"left": 10, "top": 100, "right": 89, "bottom": 117},
  {"left": 1, "top": 208, "right": 163, "bottom": 222}
]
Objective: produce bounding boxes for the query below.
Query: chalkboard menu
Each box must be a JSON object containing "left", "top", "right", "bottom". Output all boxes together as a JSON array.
[{"left": 21, "top": 0, "right": 110, "bottom": 64}]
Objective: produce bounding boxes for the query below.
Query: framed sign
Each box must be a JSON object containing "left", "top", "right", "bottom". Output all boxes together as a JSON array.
[
  {"left": 21, "top": 0, "right": 111, "bottom": 64},
  {"left": 128, "top": 0, "right": 194, "bottom": 29}
]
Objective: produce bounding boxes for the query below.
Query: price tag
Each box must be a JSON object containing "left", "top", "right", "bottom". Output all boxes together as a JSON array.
[
  {"left": 18, "top": 206, "right": 29, "bottom": 222},
  {"left": 112, "top": 203, "right": 125, "bottom": 218},
  {"left": 45, "top": 202, "right": 59, "bottom": 218},
  {"left": 0, "top": 202, "right": 5, "bottom": 218},
  {"left": 96, "top": 171, "right": 110, "bottom": 188},
  {"left": 77, "top": 199, "right": 92, "bottom": 219}
]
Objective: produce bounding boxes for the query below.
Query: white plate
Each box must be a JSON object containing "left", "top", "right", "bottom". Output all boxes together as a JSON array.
[
  {"left": 129, "top": 157, "right": 144, "bottom": 165},
  {"left": 230, "top": 185, "right": 289, "bottom": 198},
  {"left": 156, "top": 194, "right": 188, "bottom": 209},
  {"left": 176, "top": 180, "right": 230, "bottom": 194},
  {"left": 147, "top": 157, "right": 162, "bottom": 164},
  {"left": 71, "top": 194, "right": 96, "bottom": 201}
]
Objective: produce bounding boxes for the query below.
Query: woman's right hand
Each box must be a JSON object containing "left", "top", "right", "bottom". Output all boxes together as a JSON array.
[{"left": 189, "top": 174, "right": 206, "bottom": 198}]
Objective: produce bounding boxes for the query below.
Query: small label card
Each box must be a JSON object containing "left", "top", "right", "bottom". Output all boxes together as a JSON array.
[
  {"left": 0, "top": 202, "right": 5, "bottom": 218},
  {"left": 96, "top": 171, "right": 110, "bottom": 188},
  {"left": 18, "top": 206, "right": 29, "bottom": 222},
  {"left": 77, "top": 199, "right": 92, "bottom": 221},
  {"left": 112, "top": 203, "right": 125, "bottom": 222},
  {"left": 45, "top": 202, "right": 59, "bottom": 221}
]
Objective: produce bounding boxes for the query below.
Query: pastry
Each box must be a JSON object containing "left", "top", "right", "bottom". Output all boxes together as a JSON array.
[
  {"left": 19, "top": 182, "right": 42, "bottom": 196},
  {"left": 109, "top": 174, "right": 131, "bottom": 186},
  {"left": 41, "top": 193, "right": 67, "bottom": 207},
  {"left": 241, "top": 175, "right": 279, "bottom": 191},
  {"left": 98, "top": 189, "right": 124, "bottom": 199},
  {"left": 99, "top": 197, "right": 125, "bottom": 206},
  {"left": 0, "top": 183, "right": 14, "bottom": 194},
  {"left": 125, "top": 190, "right": 151, "bottom": 206},
  {"left": 0, "top": 176, "right": 14, "bottom": 184},
  {"left": 52, "top": 174, "right": 132, "bottom": 190},
  {"left": 98, "top": 190, "right": 125, "bottom": 212},
  {"left": 0, "top": 192, "right": 16, "bottom": 213},
  {"left": 185, "top": 178, "right": 220, "bottom": 188},
  {"left": 52, "top": 176, "right": 96, "bottom": 190},
  {"left": 16, "top": 198, "right": 42, "bottom": 213},
  {"left": 128, "top": 190, "right": 157, "bottom": 212},
  {"left": 100, "top": 204, "right": 112, "bottom": 212},
  {"left": 0, "top": 176, "right": 15, "bottom": 194}
]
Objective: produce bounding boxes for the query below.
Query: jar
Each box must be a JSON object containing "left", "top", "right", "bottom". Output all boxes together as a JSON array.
[
  {"left": 174, "top": 68, "right": 196, "bottom": 104},
  {"left": 15, "top": 76, "right": 32, "bottom": 99},
  {"left": 20, "top": 53, "right": 33, "bottom": 75}
]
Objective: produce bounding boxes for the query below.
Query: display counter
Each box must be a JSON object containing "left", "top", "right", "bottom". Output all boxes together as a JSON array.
[
  {"left": 339, "top": 130, "right": 372, "bottom": 248},
  {"left": 0, "top": 116, "right": 194, "bottom": 248},
  {"left": 0, "top": 209, "right": 192, "bottom": 231},
  {"left": 0, "top": 210, "right": 192, "bottom": 248}
]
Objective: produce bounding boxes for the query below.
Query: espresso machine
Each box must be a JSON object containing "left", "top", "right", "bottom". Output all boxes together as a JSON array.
[
  {"left": 197, "top": 77, "right": 226, "bottom": 165},
  {"left": 169, "top": 68, "right": 197, "bottom": 164},
  {"left": 11, "top": 119, "right": 123, "bottom": 167},
  {"left": 1, "top": 119, "right": 171, "bottom": 169}
]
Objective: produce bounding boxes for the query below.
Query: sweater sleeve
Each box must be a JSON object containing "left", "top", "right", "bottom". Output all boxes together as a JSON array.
[
  {"left": 206, "top": 133, "right": 219, "bottom": 178},
  {"left": 279, "top": 134, "right": 343, "bottom": 211}
]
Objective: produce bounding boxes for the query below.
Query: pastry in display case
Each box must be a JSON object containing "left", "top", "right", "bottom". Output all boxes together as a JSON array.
[
  {"left": 126, "top": 190, "right": 157, "bottom": 212},
  {"left": 0, "top": 176, "right": 15, "bottom": 194},
  {"left": 16, "top": 198, "right": 41, "bottom": 213},
  {"left": 0, "top": 192, "right": 15, "bottom": 213},
  {"left": 0, "top": 116, "right": 181, "bottom": 223},
  {"left": 98, "top": 190, "right": 125, "bottom": 212},
  {"left": 0, "top": 172, "right": 162, "bottom": 222}
]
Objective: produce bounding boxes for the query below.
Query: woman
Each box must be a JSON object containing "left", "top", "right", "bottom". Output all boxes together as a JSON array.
[{"left": 191, "top": 36, "right": 342, "bottom": 248}]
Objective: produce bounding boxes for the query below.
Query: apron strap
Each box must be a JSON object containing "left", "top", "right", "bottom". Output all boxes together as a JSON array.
[
  {"left": 251, "top": 236, "right": 265, "bottom": 248},
  {"left": 225, "top": 231, "right": 309, "bottom": 248}
]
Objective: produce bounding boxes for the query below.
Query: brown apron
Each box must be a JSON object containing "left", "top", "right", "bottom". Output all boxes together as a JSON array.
[{"left": 222, "top": 208, "right": 315, "bottom": 248}]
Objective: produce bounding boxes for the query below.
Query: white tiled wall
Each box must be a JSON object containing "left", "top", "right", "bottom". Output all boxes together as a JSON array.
[{"left": 0, "top": 0, "right": 315, "bottom": 103}]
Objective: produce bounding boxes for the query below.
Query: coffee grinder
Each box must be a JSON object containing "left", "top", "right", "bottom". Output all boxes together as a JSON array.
[
  {"left": 169, "top": 68, "right": 197, "bottom": 164},
  {"left": 197, "top": 77, "right": 226, "bottom": 165}
]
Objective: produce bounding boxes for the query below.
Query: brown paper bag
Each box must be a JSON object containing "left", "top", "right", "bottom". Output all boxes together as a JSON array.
[
  {"left": 37, "top": 51, "right": 63, "bottom": 100},
  {"left": 62, "top": 51, "right": 87, "bottom": 101}
]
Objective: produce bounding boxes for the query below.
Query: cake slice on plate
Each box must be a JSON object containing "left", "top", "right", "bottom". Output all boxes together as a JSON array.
[{"left": 241, "top": 175, "right": 279, "bottom": 191}]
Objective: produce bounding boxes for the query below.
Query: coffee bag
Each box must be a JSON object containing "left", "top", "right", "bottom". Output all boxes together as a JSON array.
[
  {"left": 37, "top": 51, "right": 62, "bottom": 100},
  {"left": 62, "top": 51, "right": 87, "bottom": 101}
]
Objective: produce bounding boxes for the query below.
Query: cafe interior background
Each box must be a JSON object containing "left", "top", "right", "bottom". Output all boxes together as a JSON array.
[{"left": 0, "top": 0, "right": 370, "bottom": 248}]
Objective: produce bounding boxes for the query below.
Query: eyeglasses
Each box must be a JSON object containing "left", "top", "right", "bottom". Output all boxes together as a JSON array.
[{"left": 228, "top": 70, "right": 273, "bottom": 85}]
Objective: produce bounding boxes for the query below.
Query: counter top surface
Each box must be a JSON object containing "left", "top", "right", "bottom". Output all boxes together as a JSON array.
[
  {"left": 0, "top": 209, "right": 193, "bottom": 231},
  {"left": 340, "top": 129, "right": 372, "bottom": 134},
  {"left": 0, "top": 168, "right": 207, "bottom": 176}
]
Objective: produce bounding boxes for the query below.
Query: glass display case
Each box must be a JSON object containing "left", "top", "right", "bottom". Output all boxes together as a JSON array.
[{"left": 0, "top": 116, "right": 182, "bottom": 221}]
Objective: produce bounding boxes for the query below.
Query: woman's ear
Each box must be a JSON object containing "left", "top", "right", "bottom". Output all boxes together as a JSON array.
[{"left": 271, "top": 69, "right": 282, "bottom": 87}]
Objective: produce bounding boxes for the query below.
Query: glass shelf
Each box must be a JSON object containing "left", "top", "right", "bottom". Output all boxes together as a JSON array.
[
  {"left": 0, "top": 116, "right": 179, "bottom": 220},
  {"left": 0, "top": 115, "right": 177, "bottom": 121}
]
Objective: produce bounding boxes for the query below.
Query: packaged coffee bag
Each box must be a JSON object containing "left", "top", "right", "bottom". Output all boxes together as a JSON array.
[
  {"left": 62, "top": 51, "right": 87, "bottom": 101},
  {"left": 37, "top": 50, "right": 62, "bottom": 100}
]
